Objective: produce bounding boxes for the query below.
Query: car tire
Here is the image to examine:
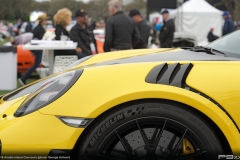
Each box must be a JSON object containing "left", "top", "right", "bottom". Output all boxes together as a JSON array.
[{"left": 77, "top": 100, "right": 224, "bottom": 160}]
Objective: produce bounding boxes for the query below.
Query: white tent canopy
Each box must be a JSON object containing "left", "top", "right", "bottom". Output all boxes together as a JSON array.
[{"left": 171, "top": 0, "right": 223, "bottom": 46}]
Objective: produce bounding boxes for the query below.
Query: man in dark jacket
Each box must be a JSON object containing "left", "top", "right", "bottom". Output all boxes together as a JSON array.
[
  {"left": 18, "top": 13, "right": 49, "bottom": 85},
  {"left": 104, "top": 0, "right": 141, "bottom": 52},
  {"left": 25, "top": 21, "right": 33, "bottom": 33},
  {"left": 159, "top": 10, "right": 175, "bottom": 48},
  {"left": 69, "top": 9, "right": 97, "bottom": 59},
  {"left": 15, "top": 18, "right": 22, "bottom": 36},
  {"left": 129, "top": 9, "right": 150, "bottom": 49},
  {"left": 207, "top": 28, "right": 219, "bottom": 42},
  {"left": 222, "top": 11, "right": 235, "bottom": 36}
]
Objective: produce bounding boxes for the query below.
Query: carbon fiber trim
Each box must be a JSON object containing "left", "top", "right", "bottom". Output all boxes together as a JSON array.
[
  {"left": 146, "top": 63, "right": 193, "bottom": 88},
  {"left": 145, "top": 63, "right": 167, "bottom": 83},
  {"left": 157, "top": 63, "right": 181, "bottom": 85},
  {"left": 170, "top": 63, "right": 193, "bottom": 88}
]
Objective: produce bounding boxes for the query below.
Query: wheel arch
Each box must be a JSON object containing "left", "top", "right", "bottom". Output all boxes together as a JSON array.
[{"left": 72, "top": 97, "right": 236, "bottom": 156}]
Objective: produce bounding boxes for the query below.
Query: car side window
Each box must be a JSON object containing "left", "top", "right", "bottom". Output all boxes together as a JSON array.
[{"left": 208, "top": 30, "right": 240, "bottom": 55}]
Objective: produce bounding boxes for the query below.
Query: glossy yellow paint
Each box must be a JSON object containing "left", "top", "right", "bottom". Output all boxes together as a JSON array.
[
  {"left": 77, "top": 48, "right": 175, "bottom": 67},
  {"left": 186, "top": 62, "right": 240, "bottom": 130},
  {"left": 1, "top": 49, "right": 240, "bottom": 155},
  {"left": 1, "top": 48, "right": 178, "bottom": 100},
  {"left": 38, "top": 61, "right": 240, "bottom": 153},
  {"left": 0, "top": 97, "right": 83, "bottom": 155}
]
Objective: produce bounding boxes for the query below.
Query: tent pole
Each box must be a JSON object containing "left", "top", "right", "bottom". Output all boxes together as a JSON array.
[
  {"left": 181, "top": 0, "right": 182, "bottom": 32},
  {"left": 177, "top": 0, "right": 180, "bottom": 32},
  {"left": 146, "top": 0, "right": 150, "bottom": 20},
  {"left": 180, "top": 0, "right": 184, "bottom": 32},
  {"left": 177, "top": 0, "right": 184, "bottom": 32}
]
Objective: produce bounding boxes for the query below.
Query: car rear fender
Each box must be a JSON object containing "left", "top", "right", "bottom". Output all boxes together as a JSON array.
[{"left": 86, "top": 87, "right": 240, "bottom": 154}]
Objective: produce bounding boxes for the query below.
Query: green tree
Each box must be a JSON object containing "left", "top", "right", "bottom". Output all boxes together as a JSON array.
[
  {"left": 0, "top": 0, "right": 147, "bottom": 22},
  {"left": 122, "top": 0, "right": 147, "bottom": 19},
  {"left": 207, "top": 0, "right": 240, "bottom": 24}
]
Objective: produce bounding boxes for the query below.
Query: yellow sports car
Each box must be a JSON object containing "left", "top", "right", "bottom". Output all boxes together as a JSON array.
[{"left": 1, "top": 30, "right": 240, "bottom": 160}]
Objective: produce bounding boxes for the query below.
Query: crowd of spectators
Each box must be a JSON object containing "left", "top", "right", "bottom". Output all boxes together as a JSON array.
[{"left": 1, "top": 0, "right": 239, "bottom": 86}]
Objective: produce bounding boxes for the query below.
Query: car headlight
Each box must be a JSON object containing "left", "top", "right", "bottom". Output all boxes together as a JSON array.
[{"left": 14, "top": 69, "right": 83, "bottom": 117}]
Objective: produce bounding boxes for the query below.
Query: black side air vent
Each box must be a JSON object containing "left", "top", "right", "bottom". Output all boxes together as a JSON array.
[
  {"left": 146, "top": 63, "right": 193, "bottom": 88},
  {"left": 146, "top": 63, "right": 240, "bottom": 133}
]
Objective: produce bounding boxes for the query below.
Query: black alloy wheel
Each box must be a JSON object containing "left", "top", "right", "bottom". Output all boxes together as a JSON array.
[
  {"left": 77, "top": 101, "right": 224, "bottom": 160},
  {"left": 96, "top": 117, "right": 207, "bottom": 160}
]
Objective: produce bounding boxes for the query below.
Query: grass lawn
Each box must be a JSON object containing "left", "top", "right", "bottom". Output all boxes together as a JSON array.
[
  {"left": 0, "top": 77, "right": 39, "bottom": 96},
  {"left": 0, "top": 39, "right": 7, "bottom": 45}
]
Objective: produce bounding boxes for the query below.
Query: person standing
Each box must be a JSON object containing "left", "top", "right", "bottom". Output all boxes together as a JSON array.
[
  {"left": 159, "top": 10, "right": 175, "bottom": 48},
  {"left": 18, "top": 13, "right": 49, "bottom": 86},
  {"left": 222, "top": 11, "right": 235, "bottom": 36},
  {"left": 129, "top": 9, "right": 150, "bottom": 49},
  {"left": 54, "top": 8, "right": 75, "bottom": 57},
  {"left": 14, "top": 18, "right": 22, "bottom": 36},
  {"left": 207, "top": 28, "right": 219, "bottom": 42},
  {"left": 25, "top": 21, "right": 33, "bottom": 33},
  {"left": 104, "top": 0, "right": 140, "bottom": 52},
  {"left": 7, "top": 23, "right": 14, "bottom": 37},
  {"left": 69, "top": 9, "right": 97, "bottom": 59}
]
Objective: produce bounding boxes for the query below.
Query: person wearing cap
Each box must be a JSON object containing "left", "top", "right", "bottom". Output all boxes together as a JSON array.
[
  {"left": 159, "top": 10, "right": 175, "bottom": 48},
  {"left": 69, "top": 9, "right": 97, "bottom": 59},
  {"left": 207, "top": 28, "right": 219, "bottom": 42},
  {"left": 222, "top": 11, "right": 235, "bottom": 36},
  {"left": 129, "top": 9, "right": 150, "bottom": 49},
  {"left": 104, "top": 0, "right": 141, "bottom": 52},
  {"left": 18, "top": 13, "right": 49, "bottom": 86}
]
